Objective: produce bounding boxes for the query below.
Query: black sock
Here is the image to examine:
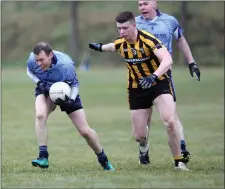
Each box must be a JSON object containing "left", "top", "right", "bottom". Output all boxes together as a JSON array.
[
  {"left": 96, "top": 149, "right": 108, "bottom": 166},
  {"left": 181, "top": 140, "right": 186, "bottom": 151},
  {"left": 39, "top": 145, "right": 49, "bottom": 158}
]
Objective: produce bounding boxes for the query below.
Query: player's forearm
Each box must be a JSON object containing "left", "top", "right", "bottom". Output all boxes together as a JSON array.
[
  {"left": 153, "top": 57, "right": 173, "bottom": 78},
  {"left": 27, "top": 67, "right": 40, "bottom": 84},
  {"left": 102, "top": 43, "right": 116, "bottom": 52},
  {"left": 176, "top": 36, "right": 195, "bottom": 64},
  {"left": 70, "top": 86, "right": 78, "bottom": 100}
]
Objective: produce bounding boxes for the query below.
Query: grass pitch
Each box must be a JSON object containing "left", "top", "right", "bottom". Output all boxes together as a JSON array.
[{"left": 2, "top": 67, "right": 224, "bottom": 188}]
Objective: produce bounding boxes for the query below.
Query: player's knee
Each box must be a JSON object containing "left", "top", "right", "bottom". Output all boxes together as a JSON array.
[
  {"left": 78, "top": 127, "right": 91, "bottom": 138},
  {"left": 35, "top": 112, "right": 47, "bottom": 122},
  {"left": 133, "top": 131, "right": 146, "bottom": 142},
  {"left": 162, "top": 115, "right": 177, "bottom": 132}
]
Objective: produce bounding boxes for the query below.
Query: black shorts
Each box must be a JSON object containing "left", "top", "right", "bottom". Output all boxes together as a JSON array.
[
  {"left": 35, "top": 87, "right": 83, "bottom": 114},
  {"left": 128, "top": 79, "right": 174, "bottom": 110}
]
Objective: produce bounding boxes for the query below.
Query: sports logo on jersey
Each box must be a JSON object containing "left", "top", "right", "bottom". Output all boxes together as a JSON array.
[
  {"left": 131, "top": 48, "right": 137, "bottom": 55},
  {"left": 125, "top": 57, "right": 150, "bottom": 64},
  {"left": 154, "top": 33, "right": 167, "bottom": 39}
]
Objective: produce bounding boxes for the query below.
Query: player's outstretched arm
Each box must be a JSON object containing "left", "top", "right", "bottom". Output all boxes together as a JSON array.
[
  {"left": 176, "top": 36, "right": 200, "bottom": 81},
  {"left": 89, "top": 43, "right": 116, "bottom": 52}
]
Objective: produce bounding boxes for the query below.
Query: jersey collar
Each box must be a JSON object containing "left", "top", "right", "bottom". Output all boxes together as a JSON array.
[
  {"left": 51, "top": 52, "right": 57, "bottom": 65},
  {"left": 156, "top": 9, "right": 161, "bottom": 16},
  {"left": 49, "top": 52, "right": 57, "bottom": 69}
]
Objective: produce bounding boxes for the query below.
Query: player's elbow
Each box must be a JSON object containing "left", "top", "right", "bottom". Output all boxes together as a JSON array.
[
  {"left": 162, "top": 55, "right": 173, "bottom": 67},
  {"left": 166, "top": 53, "right": 173, "bottom": 66},
  {"left": 169, "top": 56, "right": 173, "bottom": 66},
  {"left": 26, "top": 67, "right": 31, "bottom": 76}
]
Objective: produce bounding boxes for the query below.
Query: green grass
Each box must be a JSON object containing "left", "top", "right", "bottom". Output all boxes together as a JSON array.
[{"left": 2, "top": 67, "right": 224, "bottom": 188}]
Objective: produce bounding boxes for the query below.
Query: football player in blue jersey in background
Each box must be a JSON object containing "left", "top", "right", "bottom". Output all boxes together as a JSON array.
[
  {"left": 27, "top": 42, "right": 115, "bottom": 171},
  {"left": 135, "top": 0, "right": 201, "bottom": 165}
]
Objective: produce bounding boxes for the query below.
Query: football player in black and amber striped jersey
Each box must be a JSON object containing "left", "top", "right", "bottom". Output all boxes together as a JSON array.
[
  {"left": 89, "top": 11, "right": 189, "bottom": 171},
  {"left": 114, "top": 29, "right": 169, "bottom": 89}
]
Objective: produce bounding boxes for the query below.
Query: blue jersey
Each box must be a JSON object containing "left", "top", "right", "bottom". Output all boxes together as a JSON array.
[
  {"left": 27, "top": 50, "right": 79, "bottom": 90},
  {"left": 136, "top": 10, "right": 183, "bottom": 55}
]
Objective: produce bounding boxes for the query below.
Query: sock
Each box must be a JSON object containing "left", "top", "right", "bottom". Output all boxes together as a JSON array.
[
  {"left": 174, "top": 156, "right": 183, "bottom": 167},
  {"left": 181, "top": 140, "right": 186, "bottom": 151},
  {"left": 139, "top": 137, "right": 149, "bottom": 155},
  {"left": 96, "top": 149, "right": 108, "bottom": 166},
  {"left": 39, "top": 145, "right": 49, "bottom": 158}
]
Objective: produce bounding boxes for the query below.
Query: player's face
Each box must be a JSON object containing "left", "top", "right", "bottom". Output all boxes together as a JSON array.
[
  {"left": 117, "top": 21, "right": 136, "bottom": 41},
  {"left": 138, "top": 0, "right": 156, "bottom": 19},
  {"left": 35, "top": 50, "right": 53, "bottom": 70}
]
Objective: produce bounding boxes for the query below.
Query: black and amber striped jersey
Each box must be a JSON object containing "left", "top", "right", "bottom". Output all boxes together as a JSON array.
[{"left": 114, "top": 29, "right": 169, "bottom": 89}]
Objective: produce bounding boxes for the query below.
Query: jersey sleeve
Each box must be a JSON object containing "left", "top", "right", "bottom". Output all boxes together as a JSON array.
[
  {"left": 26, "top": 52, "right": 40, "bottom": 83},
  {"left": 151, "top": 38, "right": 164, "bottom": 52},
  {"left": 114, "top": 37, "right": 123, "bottom": 52},
  {"left": 169, "top": 16, "right": 183, "bottom": 40},
  {"left": 62, "top": 64, "right": 79, "bottom": 87},
  {"left": 27, "top": 52, "right": 35, "bottom": 71},
  {"left": 142, "top": 31, "right": 164, "bottom": 53}
]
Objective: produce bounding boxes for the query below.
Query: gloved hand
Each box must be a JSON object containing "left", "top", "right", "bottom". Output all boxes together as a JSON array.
[
  {"left": 89, "top": 43, "right": 103, "bottom": 52},
  {"left": 139, "top": 74, "right": 158, "bottom": 89},
  {"left": 54, "top": 95, "right": 75, "bottom": 107},
  {"left": 37, "top": 81, "right": 48, "bottom": 97},
  {"left": 189, "top": 62, "right": 200, "bottom": 81}
]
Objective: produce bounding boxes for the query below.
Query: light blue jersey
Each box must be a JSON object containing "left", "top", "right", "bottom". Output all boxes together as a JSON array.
[
  {"left": 27, "top": 50, "right": 79, "bottom": 91},
  {"left": 136, "top": 10, "right": 183, "bottom": 55}
]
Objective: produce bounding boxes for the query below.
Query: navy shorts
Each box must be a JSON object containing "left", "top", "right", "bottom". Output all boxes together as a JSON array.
[
  {"left": 128, "top": 79, "right": 175, "bottom": 110},
  {"left": 167, "top": 70, "right": 176, "bottom": 102},
  {"left": 35, "top": 87, "right": 83, "bottom": 114}
]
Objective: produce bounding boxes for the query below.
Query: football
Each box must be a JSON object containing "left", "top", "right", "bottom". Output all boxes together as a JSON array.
[{"left": 49, "top": 82, "right": 71, "bottom": 102}]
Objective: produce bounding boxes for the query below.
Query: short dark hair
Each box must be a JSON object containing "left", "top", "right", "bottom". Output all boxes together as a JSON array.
[
  {"left": 33, "top": 42, "right": 52, "bottom": 55},
  {"left": 115, "top": 11, "right": 135, "bottom": 24}
]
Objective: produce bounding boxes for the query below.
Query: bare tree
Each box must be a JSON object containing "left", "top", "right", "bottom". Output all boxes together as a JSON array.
[
  {"left": 179, "top": 1, "right": 189, "bottom": 64},
  {"left": 70, "top": 1, "right": 80, "bottom": 64},
  {"left": 181, "top": 1, "right": 188, "bottom": 40}
]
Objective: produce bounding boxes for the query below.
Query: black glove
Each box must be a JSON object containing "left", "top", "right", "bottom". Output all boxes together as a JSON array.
[
  {"left": 189, "top": 62, "right": 200, "bottom": 81},
  {"left": 54, "top": 95, "right": 75, "bottom": 107},
  {"left": 89, "top": 43, "right": 103, "bottom": 52},
  {"left": 139, "top": 74, "right": 158, "bottom": 89},
  {"left": 37, "top": 81, "right": 48, "bottom": 97}
]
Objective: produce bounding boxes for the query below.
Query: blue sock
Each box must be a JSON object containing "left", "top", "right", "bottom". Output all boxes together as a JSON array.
[
  {"left": 39, "top": 145, "right": 49, "bottom": 158},
  {"left": 96, "top": 149, "right": 108, "bottom": 165},
  {"left": 181, "top": 140, "right": 186, "bottom": 151}
]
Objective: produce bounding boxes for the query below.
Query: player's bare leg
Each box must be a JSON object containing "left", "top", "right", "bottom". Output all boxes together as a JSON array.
[
  {"left": 146, "top": 108, "right": 191, "bottom": 164},
  {"left": 131, "top": 109, "right": 151, "bottom": 164},
  {"left": 68, "top": 109, "right": 115, "bottom": 171},
  {"left": 154, "top": 94, "right": 189, "bottom": 171},
  {"left": 32, "top": 95, "right": 56, "bottom": 169},
  {"left": 170, "top": 76, "right": 191, "bottom": 163},
  {"left": 175, "top": 107, "right": 191, "bottom": 163}
]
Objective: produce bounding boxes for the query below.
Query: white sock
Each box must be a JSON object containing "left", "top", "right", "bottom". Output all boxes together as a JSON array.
[
  {"left": 139, "top": 141, "right": 149, "bottom": 154},
  {"left": 139, "top": 126, "right": 149, "bottom": 154}
]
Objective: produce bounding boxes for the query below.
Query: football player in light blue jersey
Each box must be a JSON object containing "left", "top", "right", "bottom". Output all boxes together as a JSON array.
[
  {"left": 135, "top": 0, "right": 201, "bottom": 165},
  {"left": 27, "top": 42, "right": 115, "bottom": 171}
]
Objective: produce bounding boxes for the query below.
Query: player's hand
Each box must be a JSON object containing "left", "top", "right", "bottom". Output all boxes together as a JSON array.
[
  {"left": 37, "top": 81, "right": 48, "bottom": 97},
  {"left": 189, "top": 62, "right": 200, "bottom": 81},
  {"left": 89, "top": 43, "right": 103, "bottom": 52},
  {"left": 55, "top": 95, "right": 74, "bottom": 107},
  {"left": 139, "top": 74, "right": 158, "bottom": 89}
]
